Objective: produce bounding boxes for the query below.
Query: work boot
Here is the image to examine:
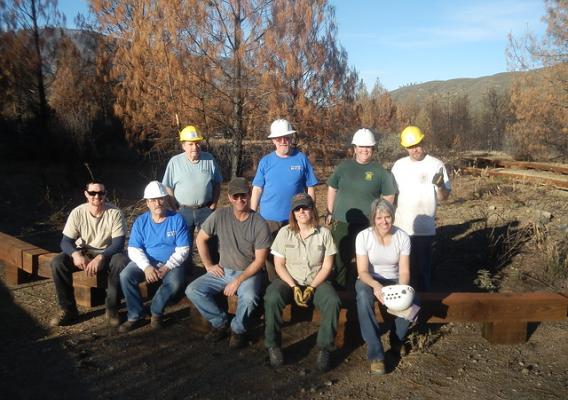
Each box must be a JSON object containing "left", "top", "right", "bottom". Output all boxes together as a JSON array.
[
  {"left": 118, "top": 319, "right": 145, "bottom": 333},
  {"left": 370, "top": 359, "right": 386, "bottom": 375},
  {"left": 267, "top": 347, "right": 284, "bottom": 368},
  {"left": 391, "top": 339, "right": 409, "bottom": 357},
  {"left": 105, "top": 308, "right": 121, "bottom": 327},
  {"left": 49, "top": 308, "right": 79, "bottom": 327},
  {"left": 315, "top": 348, "right": 331, "bottom": 372},
  {"left": 150, "top": 315, "right": 164, "bottom": 330},
  {"left": 205, "top": 324, "right": 228, "bottom": 342},
  {"left": 229, "top": 332, "right": 247, "bottom": 349}
]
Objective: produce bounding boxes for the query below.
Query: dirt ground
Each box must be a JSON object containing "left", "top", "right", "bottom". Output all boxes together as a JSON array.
[{"left": 1, "top": 160, "right": 567, "bottom": 400}]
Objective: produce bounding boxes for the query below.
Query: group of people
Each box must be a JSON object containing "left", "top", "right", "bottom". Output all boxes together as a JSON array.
[{"left": 49, "top": 119, "right": 451, "bottom": 374}]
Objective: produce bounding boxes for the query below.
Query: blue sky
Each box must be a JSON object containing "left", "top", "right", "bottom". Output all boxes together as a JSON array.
[{"left": 58, "top": 0, "right": 547, "bottom": 91}]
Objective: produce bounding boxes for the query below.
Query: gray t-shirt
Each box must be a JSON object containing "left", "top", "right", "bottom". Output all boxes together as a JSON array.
[{"left": 201, "top": 207, "right": 271, "bottom": 271}]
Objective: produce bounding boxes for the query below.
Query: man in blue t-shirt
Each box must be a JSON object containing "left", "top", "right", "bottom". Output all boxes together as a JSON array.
[
  {"left": 251, "top": 119, "right": 318, "bottom": 281},
  {"left": 119, "top": 181, "right": 191, "bottom": 333}
]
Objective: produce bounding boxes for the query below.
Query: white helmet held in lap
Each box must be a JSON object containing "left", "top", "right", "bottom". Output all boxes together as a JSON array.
[{"left": 381, "top": 284, "right": 415, "bottom": 311}]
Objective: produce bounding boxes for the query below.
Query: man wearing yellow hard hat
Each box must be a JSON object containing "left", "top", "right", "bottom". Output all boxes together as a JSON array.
[
  {"left": 391, "top": 126, "right": 451, "bottom": 291},
  {"left": 162, "top": 125, "right": 223, "bottom": 246}
]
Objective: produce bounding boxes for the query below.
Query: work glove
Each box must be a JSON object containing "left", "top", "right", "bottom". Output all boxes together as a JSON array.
[
  {"left": 293, "top": 286, "right": 308, "bottom": 308},
  {"left": 302, "top": 286, "right": 315, "bottom": 304},
  {"left": 432, "top": 167, "right": 444, "bottom": 187}
]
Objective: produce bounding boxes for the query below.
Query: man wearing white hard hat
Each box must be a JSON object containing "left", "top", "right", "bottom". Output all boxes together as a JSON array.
[
  {"left": 162, "top": 125, "right": 223, "bottom": 246},
  {"left": 251, "top": 119, "right": 318, "bottom": 281},
  {"left": 391, "top": 126, "right": 451, "bottom": 291},
  {"left": 118, "top": 181, "right": 191, "bottom": 333},
  {"left": 326, "top": 128, "right": 397, "bottom": 289}
]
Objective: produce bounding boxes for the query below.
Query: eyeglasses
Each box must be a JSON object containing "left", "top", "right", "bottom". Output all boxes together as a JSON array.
[
  {"left": 293, "top": 205, "right": 312, "bottom": 212},
  {"left": 87, "top": 191, "right": 106, "bottom": 197},
  {"left": 231, "top": 193, "right": 248, "bottom": 200},
  {"left": 273, "top": 136, "right": 291, "bottom": 143},
  {"left": 148, "top": 197, "right": 165, "bottom": 203}
]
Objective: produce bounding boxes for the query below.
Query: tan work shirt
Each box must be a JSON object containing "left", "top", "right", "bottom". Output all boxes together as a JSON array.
[{"left": 271, "top": 225, "right": 337, "bottom": 286}]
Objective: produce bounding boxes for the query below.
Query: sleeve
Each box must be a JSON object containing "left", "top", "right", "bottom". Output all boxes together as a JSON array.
[
  {"left": 326, "top": 164, "right": 340, "bottom": 189},
  {"left": 62, "top": 208, "right": 80, "bottom": 240},
  {"left": 212, "top": 157, "right": 223, "bottom": 183},
  {"left": 102, "top": 236, "right": 125, "bottom": 258},
  {"left": 381, "top": 168, "right": 398, "bottom": 196},
  {"left": 355, "top": 229, "right": 368, "bottom": 256},
  {"left": 200, "top": 209, "right": 217, "bottom": 237},
  {"left": 162, "top": 158, "right": 174, "bottom": 189},
  {"left": 442, "top": 163, "right": 452, "bottom": 191},
  {"left": 128, "top": 246, "right": 151, "bottom": 271},
  {"left": 60, "top": 234, "right": 77, "bottom": 255},
  {"left": 304, "top": 155, "right": 318, "bottom": 187},
  {"left": 251, "top": 157, "right": 266, "bottom": 188},
  {"left": 321, "top": 228, "right": 337, "bottom": 256},
  {"left": 128, "top": 217, "right": 144, "bottom": 249},
  {"left": 270, "top": 227, "right": 287, "bottom": 257},
  {"left": 110, "top": 209, "right": 127, "bottom": 238},
  {"left": 399, "top": 231, "right": 411, "bottom": 256},
  {"left": 254, "top": 217, "right": 273, "bottom": 249}
]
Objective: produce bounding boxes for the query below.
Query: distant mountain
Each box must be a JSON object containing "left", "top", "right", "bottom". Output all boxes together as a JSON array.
[{"left": 389, "top": 70, "right": 530, "bottom": 111}]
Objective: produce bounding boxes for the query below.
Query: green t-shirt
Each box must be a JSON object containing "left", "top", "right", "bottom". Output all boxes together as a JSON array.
[{"left": 327, "top": 160, "right": 397, "bottom": 225}]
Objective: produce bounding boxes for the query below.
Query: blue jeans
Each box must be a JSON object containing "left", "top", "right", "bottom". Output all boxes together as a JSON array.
[
  {"left": 178, "top": 206, "right": 214, "bottom": 245},
  {"left": 185, "top": 268, "right": 262, "bottom": 334},
  {"left": 410, "top": 235, "right": 434, "bottom": 291},
  {"left": 355, "top": 279, "right": 410, "bottom": 361},
  {"left": 120, "top": 261, "right": 187, "bottom": 321}
]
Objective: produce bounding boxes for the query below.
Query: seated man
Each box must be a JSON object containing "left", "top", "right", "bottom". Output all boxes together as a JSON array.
[
  {"left": 186, "top": 177, "right": 271, "bottom": 349},
  {"left": 118, "top": 181, "right": 190, "bottom": 333},
  {"left": 50, "top": 181, "right": 128, "bottom": 327}
]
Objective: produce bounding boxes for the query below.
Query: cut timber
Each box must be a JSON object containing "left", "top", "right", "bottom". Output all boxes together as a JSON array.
[
  {"left": 22, "top": 248, "right": 50, "bottom": 274},
  {"left": 74, "top": 284, "right": 105, "bottom": 308},
  {"left": 0, "top": 232, "right": 39, "bottom": 268},
  {"left": 461, "top": 167, "right": 568, "bottom": 190},
  {"left": 481, "top": 321, "right": 528, "bottom": 344},
  {"left": 4, "top": 262, "right": 31, "bottom": 285},
  {"left": 37, "top": 253, "right": 57, "bottom": 278},
  {"left": 495, "top": 160, "right": 568, "bottom": 175},
  {"left": 72, "top": 270, "right": 107, "bottom": 288}
]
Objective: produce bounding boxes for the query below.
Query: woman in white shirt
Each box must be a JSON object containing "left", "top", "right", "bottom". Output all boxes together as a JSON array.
[{"left": 355, "top": 198, "right": 411, "bottom": 375}]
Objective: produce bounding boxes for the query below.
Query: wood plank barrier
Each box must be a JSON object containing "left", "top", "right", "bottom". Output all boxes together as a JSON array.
[{"left": 2, "top": 232, "right": 567, "bottom": 345}]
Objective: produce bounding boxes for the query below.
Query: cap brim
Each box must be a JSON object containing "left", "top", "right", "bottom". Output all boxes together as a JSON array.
[{"left": 268, "top": 131, "right": 296, "bottom": 139}]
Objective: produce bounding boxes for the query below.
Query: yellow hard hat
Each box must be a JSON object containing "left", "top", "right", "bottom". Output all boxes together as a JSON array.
[
  {"left": 179, "top": 125, "right": 204, "bottom": 142},
  {"left": 400, "top": 126, "right": 424, "bottom": 148}
]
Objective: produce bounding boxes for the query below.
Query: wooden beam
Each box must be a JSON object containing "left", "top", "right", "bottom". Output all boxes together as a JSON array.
[
  {"left": 0, "top": 232, "right": 39, "bottom": 268},
  {"left": 74, "top": 285, "right": 105, "bottom": 308},
  {"left": 72, "top": 270, "right": 107, "bottom": 288},
  {"left": 22, "top": 248, "right": 50, "bottom": 274},
  {"left": 37, "top": 253, "right": 57, "bottom": 278}
]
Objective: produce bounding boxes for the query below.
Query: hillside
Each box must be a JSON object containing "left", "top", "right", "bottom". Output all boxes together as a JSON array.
[{"left": 389, "top": 70, "right": 529, "bottom": 110}]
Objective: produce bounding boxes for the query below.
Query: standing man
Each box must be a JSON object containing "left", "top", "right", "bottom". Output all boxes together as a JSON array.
[
  {"left": 118, "top": 181, "right": 190, "bottom": 333},
  {"left": 186, "top": 177, "right": 271, "bottom": 349},
  {"left": 251, "top": 119, "right": 318, "bottom": 281},
  {"left": 162, "top": 125, "right": 223, "bottom": 245},
  {"left": 50, "top": 181, "right": 128, "bottom": 327},
  {"left": 391, "top": 126, "right": 451, "bottom": 291}
]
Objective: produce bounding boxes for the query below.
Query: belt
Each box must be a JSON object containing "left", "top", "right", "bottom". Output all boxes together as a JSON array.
[{"left": 181, "top": 202, "right": 211, "bottom": 209}]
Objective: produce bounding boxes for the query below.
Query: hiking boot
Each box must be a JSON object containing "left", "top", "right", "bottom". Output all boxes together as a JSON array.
[
  {"left": 205, "top": 324, "right": 228, "bottom": 342},
  {"left": 118, "top": 319, "right": 145, "bottom": 333},
  {"left": 315, "top": 348, "right": 331, "bottom": 372},
  {"left": 229, "top": 333, "right": 247, "bottom": 349},
  {"left": 150, "top": 315, "right": 164, "bottom": 330},
  {"left": 370, "top": 359, "right": 386, "bottom": 375},
  {"left": 267, "top": 347, "right": 284, "bottom": 368},
  {"left": 49, "top": 308, "right": 79, "bottom": 327},
  {"left": 105, "top": 308, "right": 121, "bottom": 327}
]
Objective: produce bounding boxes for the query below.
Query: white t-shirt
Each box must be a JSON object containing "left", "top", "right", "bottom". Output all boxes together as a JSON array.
[
  {"left": 355, "top": 227, "right": 410, "bottom": 280},
  {"left": 391, "top": 154, "right": 451, "bottom": 236}
]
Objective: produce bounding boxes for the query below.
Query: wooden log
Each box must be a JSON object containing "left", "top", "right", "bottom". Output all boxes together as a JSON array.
[
  {"left": 74, "top": 284, "right": 105, "bottom": 308},
  {"left": 37, "top": 253, "right": 57, "bottom": 278},
  {"left": 481, "top": 321, "right": 528, "bottom": 344},
  {"left": 72, "top": 270, "right": 107, "bottom": 288},
  {"left": 22, "top": 248, "right": 50, "bottom": 274}
]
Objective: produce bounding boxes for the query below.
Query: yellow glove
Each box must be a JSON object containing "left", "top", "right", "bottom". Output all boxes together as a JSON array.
[
  {"left": 293, "top": 286, "right": 308, "bottom": 308},
  {"left": 302, "top": 286, "right": 315, "bottom": 304},
  {"left": 432, "top": 167, "right": 444, "bottom": 187}
]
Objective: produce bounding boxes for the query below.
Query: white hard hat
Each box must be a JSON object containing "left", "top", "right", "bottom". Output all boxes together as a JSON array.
[
  {"left": 381, "top": 284, "right": 415, "bottom": 311},
  {"left": 143, "top": 181, "right": 168, "bottom": 199},
  {"left": 268, "top": 119, "right": 296, "bottom": 138},
  {"left": 351, "top": 128, "right": 376, "bottom": 146}
]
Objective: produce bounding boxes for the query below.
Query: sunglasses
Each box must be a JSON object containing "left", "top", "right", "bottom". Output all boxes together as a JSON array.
[
  {"left": 231, "top": 193, "right": 248, "bottom": 200},
  {"left": 293, "top": 205, "right": 312, "bottom": 212},
  {"left": 87, "top": 191, "right": 106, "bottom": 197}
]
